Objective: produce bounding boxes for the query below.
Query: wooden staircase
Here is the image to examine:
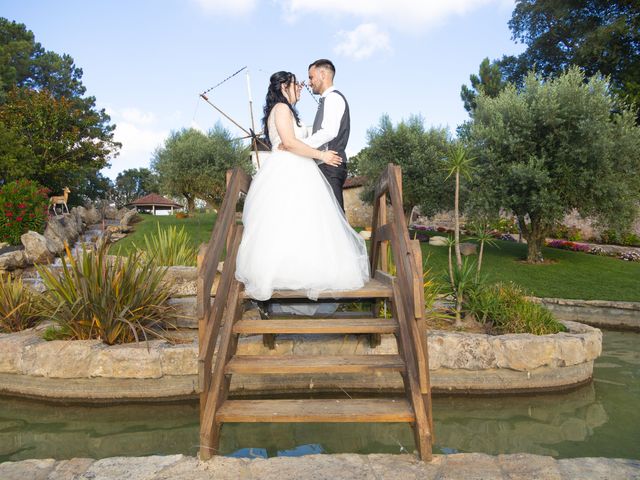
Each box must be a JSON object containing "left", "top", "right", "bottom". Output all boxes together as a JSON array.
[{"left": 196, "top": 165, "right": 433, "bottom": 460}]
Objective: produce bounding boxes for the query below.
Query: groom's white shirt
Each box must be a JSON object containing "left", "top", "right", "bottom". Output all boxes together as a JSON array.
[{"left": 303, "top": 86, "right": 346, "bottom": 149}]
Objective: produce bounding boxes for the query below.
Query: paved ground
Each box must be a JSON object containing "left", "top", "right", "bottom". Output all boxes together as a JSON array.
[{"left": 1, "top": 453, "right": 639, "bottom": 479}]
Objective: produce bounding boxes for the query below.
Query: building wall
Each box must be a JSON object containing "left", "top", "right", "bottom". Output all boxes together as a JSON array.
[{"left": 344, "top": 186, "right": 373, "bottom": 228}]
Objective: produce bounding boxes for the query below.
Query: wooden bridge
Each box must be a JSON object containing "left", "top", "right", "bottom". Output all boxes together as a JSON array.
[{"left": 196, "top": 164, "right": 433, "bottom": 460}]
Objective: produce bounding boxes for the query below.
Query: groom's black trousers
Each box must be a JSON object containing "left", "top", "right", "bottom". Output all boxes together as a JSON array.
[{"left": 319, "top": 162, "right": 348, "bottom": 211}]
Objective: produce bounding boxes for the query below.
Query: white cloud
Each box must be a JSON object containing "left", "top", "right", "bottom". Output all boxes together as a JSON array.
[
  {"left": 102, "top": 107, "right": 169, "bottom": 179},
  {"left": 193, "top": 0, "right": 258, "bottom": 15},
  {"left": 334, "top": 23, "right": 391, "bottom": 60},
  {"left": 280, "top": 0, "right": 501, "bottom": 30}
]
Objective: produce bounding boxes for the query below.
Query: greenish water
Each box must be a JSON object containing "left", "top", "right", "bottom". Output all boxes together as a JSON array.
[{"left": 1, "top": 330, "right": 638, "bottom": 462}]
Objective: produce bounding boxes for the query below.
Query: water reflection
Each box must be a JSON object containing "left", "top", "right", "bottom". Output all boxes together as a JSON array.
[{"left": 0, "top": 331, "right": 638, "bottom": 462}]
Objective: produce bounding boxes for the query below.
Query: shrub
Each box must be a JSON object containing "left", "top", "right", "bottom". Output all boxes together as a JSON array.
[
  {"left": 0, "top": 275, "right": 42, "bottom": 332},
  {"left": 0, "top": 179, "right": 49, "bottom": 245},
  {"left": 135, "top": 224, "right": 197, "bottom": 266},
  {"left": 36, "top": 244, "right": 175, "bottom": 345},
  {"left": 175, "top": 211, "right": 189, "bottom": 219},
  {"left": 465, "top": 282, "right": 566, "bottom": 335}
]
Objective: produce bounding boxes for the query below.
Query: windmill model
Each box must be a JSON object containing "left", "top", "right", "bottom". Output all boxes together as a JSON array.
[
  {"left": 199, "top": 66, "right": 270, "bottom": 168},
  {"left": 200, "top": 67, "right": 319, "bottom": 169}
]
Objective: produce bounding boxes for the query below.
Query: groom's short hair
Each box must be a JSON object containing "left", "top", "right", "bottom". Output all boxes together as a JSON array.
[{"left": 309, "top": 59, "right": 335, "bottom": 78}]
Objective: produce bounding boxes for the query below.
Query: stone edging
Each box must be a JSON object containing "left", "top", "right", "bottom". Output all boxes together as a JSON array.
[
  {"left": 533, "top": 297, "right": 640, "bottom": 331},
  {"left": 1, "top": 453, "right": 639, "bottom": 480},
  {"left": 0, "top": 320, "right": 601, "bottom": 401}
]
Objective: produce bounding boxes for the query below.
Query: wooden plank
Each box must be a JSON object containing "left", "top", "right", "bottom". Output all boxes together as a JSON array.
[
  {"left": 241, "top": 278, "right": 392, "bottom": 300},
  {"left": 225, "top": 355, "right": 405, "bottom": 375},
  {"left": 233, "top": 318, "right": 398, "bottom": 335},
  {"left": 217, "top": 398, "right": 415, "bottom": 423}
]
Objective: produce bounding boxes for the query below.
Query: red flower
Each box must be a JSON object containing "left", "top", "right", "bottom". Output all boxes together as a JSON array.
[
  {"left": 18, "top": 203, "right": 26, "bottom": 209},
  {"left": 6, "top": 212, "right": 13, "bottom": 217},
  {"left": 16, "top": 216, "right": 23, "bottom": 222}
]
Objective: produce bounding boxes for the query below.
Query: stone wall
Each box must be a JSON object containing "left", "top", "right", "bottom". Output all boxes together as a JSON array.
[
  {"left": 0, "top": 318, "right": 601, "bottom": 401},
  {"left": 533, "top": 297, "right": 640, "bottom": 331},
  {"left": 344, "top": 185, "right": 373, "bottom": 228}
]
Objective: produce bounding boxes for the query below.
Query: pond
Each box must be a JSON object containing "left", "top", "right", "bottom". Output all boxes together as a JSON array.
[{"left": 1, "top": 330, "right": 638, "bottom": 462}]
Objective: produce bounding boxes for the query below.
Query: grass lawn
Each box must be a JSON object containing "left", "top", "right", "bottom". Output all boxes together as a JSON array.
[
  {"left": 109, "top": 212, "right": 217, "bottom": 257},
  {"left": 421, "top": 239, "right": 640, "bottom": 302},
  {"left": 110, "top": 213, "right": 639, "bottom": 302}
]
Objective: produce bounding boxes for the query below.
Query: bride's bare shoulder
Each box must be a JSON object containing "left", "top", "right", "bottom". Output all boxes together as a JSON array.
[{"left": 272, "top": 103, "right": 293, "bottom": 115}]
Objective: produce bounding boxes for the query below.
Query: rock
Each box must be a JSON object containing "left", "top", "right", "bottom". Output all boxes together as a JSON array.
[
  {"left": 85, "top": 205, "right": 102, "bottom": 224},
  {"left": 82, "top": 455, "right": 185, "bottom": 480},
  {"left": 24, "top": 339, "right": 102, "bottom": 378},
  {"left": 0, "top": 458, "right": 56, "bottom": 480},
  {"left": 0, "top": 241, "right": 8, "bottom": 250},
  {"left": 460, "top": 242, "right": 477, "bottom": 256},
  {"left": 21, "top": 231, "right": 56, "bottom": 264},
  {"left": 0, "top": 249, "right": 28, "bottom": 271},
  {"left": 160, "top": 343, "right": 198, "bottom": 376},
  {"left": 44, "top": 215, "right": 79, "bottom": 253},
  {"left": 103, "top": 205, "right": 118, "bottom": 220},
  {"left": 116, "top": 207, "right": 129, "bottom": 220},
  {"left": 120, "top": 208, "right": 139, "bottom": 227},
  {"left": 162, "top": 266, "right": 198, "bottom": 296},
  {"left": 429, "top": 235, "right": 449, "bottom": 246},
  {"left": 89, "top": 342, "right": 164, "bottom": 378}
]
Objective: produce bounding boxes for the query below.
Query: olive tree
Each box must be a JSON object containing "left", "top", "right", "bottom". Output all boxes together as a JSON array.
[{"left": 468, "top": 67, "right": 640, "bottom": 262}]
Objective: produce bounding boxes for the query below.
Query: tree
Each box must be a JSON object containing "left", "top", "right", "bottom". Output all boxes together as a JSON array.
[
  {"left": 357, "top": 115, "right": 454, "bottom": 217},
  {"left": 152, "top": 125, "right": 251, "bottom": 211},
  {"left": 114, "top": 168, "right": 160, "bottom": 207},
  {"left": 0, "top": 88, "right": 118, "bottom": 198},
  {"left": 500, "top": 0, "right": 640, "bottom": 118},
  {"left": 460, "top": 57, "right": 508, "bottom": 115},
  {"left": 468, "top": 67, "right": 640, "bottom": 262},
  {"left": 0, "top": 18, "right": 119, "bottom": 201}
]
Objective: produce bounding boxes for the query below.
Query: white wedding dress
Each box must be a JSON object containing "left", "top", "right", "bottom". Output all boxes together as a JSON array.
[{"left": 235, "top": 110, "right": 370, "bottom": 301}]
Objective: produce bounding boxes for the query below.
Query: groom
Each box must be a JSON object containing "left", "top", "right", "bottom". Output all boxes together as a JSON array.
[{"left": 304, "top": 59, "right": 350, "bottom": 210}]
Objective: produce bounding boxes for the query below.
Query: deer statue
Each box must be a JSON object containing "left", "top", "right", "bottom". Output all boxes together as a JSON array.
[{"left": 49, "top": 187, "right": 71, "bottom": 215}]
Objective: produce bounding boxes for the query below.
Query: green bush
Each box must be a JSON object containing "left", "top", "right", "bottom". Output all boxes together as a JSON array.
[
  {"left": 465, "top": 282, "right": 566, "bottom": 335},
  {"left": 0, "top": 275, "right": 42, "bottom": 332},
  {"left": 134, "top": 224, "right": 197, "bottom": 266},
  {"left": 36, "top": 244, "right": 175, "bottom": 345},
  {"left": 0, "top": 179, "right": 49, "bottom": 245}
]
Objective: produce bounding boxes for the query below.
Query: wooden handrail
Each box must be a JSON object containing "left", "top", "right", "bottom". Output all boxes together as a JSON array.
[
  {"left": 368, "top": 164, "right": 431, "bottom": 395},
  {"left": 197, "top": 168, "right": 251, "bottom": 321},
  {"left": 197, "top": 167, "right": 251, "bottom": 427}
]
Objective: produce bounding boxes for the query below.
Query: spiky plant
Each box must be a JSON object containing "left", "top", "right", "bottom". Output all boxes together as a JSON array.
[
  {"left": 36, "top": 243, "right": 175, "bottom": 345},
  {"left": 0, "top": 275, "right": 42, "bottom": 332},
  {"left": 136, "top": 224, "right": 197, "bottom": 266}
]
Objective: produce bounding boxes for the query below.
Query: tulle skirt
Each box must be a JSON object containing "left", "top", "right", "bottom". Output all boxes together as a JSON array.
[{"left": 235, "top": 150, "right": 370, "bottom": 301}]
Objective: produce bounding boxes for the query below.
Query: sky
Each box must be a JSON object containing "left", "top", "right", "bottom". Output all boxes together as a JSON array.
[{"left": 2, "top": 0, "right": 525, "bottom": 180}]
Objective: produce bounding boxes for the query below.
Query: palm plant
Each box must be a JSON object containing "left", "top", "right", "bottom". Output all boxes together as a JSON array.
[
  {"left": 470, "top": 220, "right": 498, "bottom": 282},
  {"left": 443, "top": 143, "right": 475, "bottom": 269}
]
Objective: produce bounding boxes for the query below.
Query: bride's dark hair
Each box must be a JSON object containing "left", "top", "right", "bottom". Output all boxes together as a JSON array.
[{"left": 262, "top": 71, "right": 301, "bottom": 147}]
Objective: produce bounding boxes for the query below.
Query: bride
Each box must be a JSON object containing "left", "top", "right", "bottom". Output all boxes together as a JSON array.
[{"left": 235, "top": 71, "right": 370, "bottom": 301}]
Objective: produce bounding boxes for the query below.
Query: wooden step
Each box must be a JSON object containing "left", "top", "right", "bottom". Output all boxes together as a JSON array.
[
  {"left": 233, "top": 318, "right": 398, "bottom": 335},
  {"left": 225, "top": 354, "right": 405, "bottom": 375},
  {"left": 216, "top": 398, "right": 414, "bottom": 423},
  {"left": 241, "top": 278, "right": 392, "bottom": 300}
]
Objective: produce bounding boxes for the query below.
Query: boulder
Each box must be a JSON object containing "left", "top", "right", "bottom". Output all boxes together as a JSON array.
[
  {"left": 21, "top": 231, "right": 56, "bottom": 264},
  {"left": 460, "top": 242, "right": 478, "bottom": 256},
  {"left": 103, "top": 205, "right": 118, "bottom": 220},
  {"left": 0, "top": 249, "right": 28, "bottom": 271},
  {"left": 429, "top": 235, "right": 449, "bottom": 246},
  {"left": 120, "top": 208, "right": 139, "bottom": 227},
  {"left": 85, "top": 206, "right": 102, "bottom": 224}
]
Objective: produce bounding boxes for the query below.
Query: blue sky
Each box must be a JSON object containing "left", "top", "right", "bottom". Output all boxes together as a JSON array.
[{"left": 2, "top": 0, "right": 524, "bottom": 180}]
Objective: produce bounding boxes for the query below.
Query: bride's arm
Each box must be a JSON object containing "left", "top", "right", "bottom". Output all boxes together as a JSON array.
[{"left": 274, "top": 104, "right": 342, "bottom": 166}]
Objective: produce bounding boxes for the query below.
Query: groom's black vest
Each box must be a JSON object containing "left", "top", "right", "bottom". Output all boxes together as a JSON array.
[{"left": 312, "top": 90, "right": 350, "bottom": 165}]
